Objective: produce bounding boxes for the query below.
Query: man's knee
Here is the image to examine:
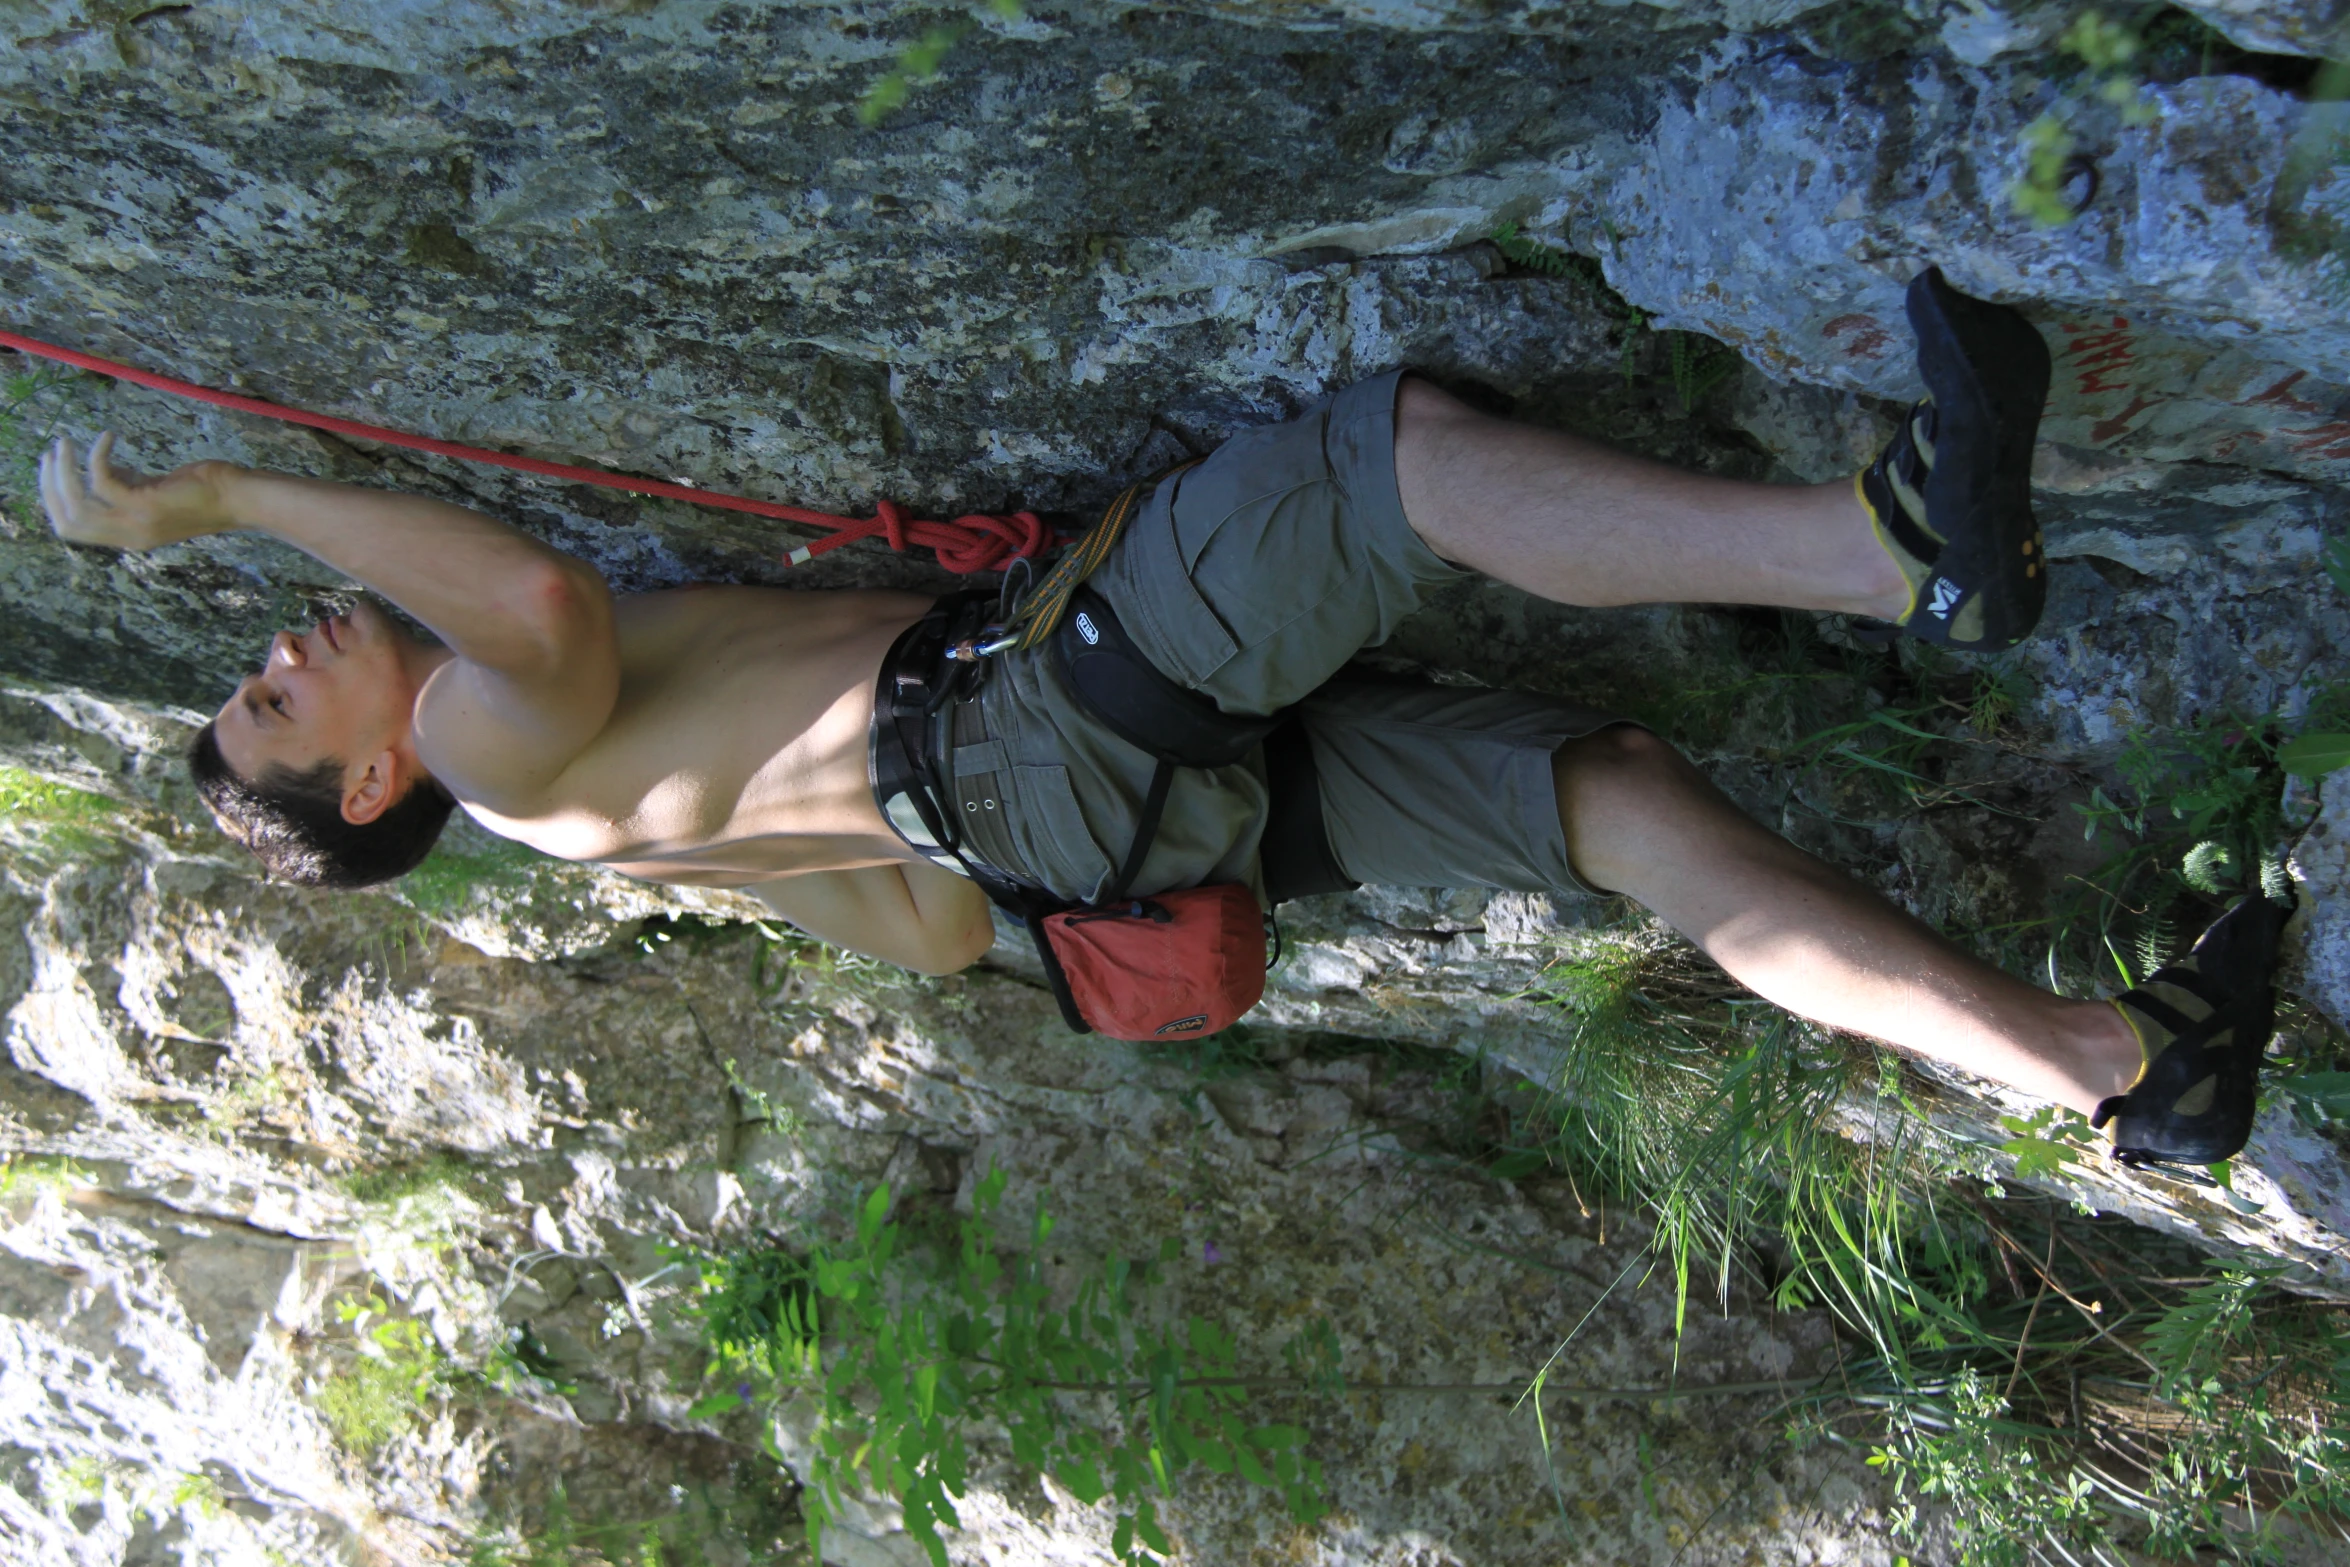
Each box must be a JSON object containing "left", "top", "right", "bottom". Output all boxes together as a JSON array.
[
  {"left": 1552, "top": 724, "right": 1701, "bottom": 894},
  {"left": 1553, "top": 723, "right": 1690, "bottom": 798},
  {"left": 1395, "top": 373, "right": 1481, "bottom": 437}
]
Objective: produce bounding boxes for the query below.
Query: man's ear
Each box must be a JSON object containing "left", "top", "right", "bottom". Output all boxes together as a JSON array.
[{"left": 342, "top": 750, "right": 399, "bottom": 825}]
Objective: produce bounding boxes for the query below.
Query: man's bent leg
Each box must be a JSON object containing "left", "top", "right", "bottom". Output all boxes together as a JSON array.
[
  {"left": 1395, "top": 378, "right": 1915, "bottom": 620},
  {"left": 1552, "top": 726, "right": 2142, "bottom": 1115}
]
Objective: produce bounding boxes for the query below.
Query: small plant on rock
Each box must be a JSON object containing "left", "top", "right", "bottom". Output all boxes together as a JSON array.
[
  {"left": 314, "top": 1293, "right": 449, "bottom": 1456},
  {"left": 676, "top": 1166, "right": 1332, "bottom": 1566}
]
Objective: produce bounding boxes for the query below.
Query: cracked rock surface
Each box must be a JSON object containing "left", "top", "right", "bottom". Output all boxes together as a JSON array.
[{"left": 2, "top": 0, "right": 2349, "bottom": 1560}]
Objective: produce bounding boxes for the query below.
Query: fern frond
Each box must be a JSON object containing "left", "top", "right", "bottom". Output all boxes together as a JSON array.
[{"left": 2180, "top": 840, "right": 2234, "bottom": 894}]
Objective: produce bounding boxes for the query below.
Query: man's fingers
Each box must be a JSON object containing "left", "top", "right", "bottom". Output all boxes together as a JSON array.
[
  {"left": 85, "top": 430, "right": 123, "bottom": 502},
  {"left": 36, "top": 441, "right": 59, "bottom": 526},
  {"left": 38, "top": 442, "right": 85, "bottom": 538},
  {"left": 49, "top": 435, "right": 86, "bottom": 514}
]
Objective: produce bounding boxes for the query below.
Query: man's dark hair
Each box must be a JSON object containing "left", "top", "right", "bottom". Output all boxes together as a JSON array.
[{"left": 187, "top": 723, "right": 453, "bottom": 889}]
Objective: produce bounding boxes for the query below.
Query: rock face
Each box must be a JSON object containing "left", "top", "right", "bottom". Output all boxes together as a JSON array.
[
  {"left": 0, "top": 748, "right": 1893, "bottom": 1564},
  {"left": 3, "top": 0, "right": 2350, "bottom": 1562}
]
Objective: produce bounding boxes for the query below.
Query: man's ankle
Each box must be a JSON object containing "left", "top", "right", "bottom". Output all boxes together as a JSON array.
[
  {"left": 2068, "top": 998, "right": 2145, "bottom": 1113},
  {"left": 1823, "top": 479, "right": 1916, "bottom": 620}
]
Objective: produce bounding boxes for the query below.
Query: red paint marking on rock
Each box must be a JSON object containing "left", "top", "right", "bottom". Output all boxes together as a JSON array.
[{"left": 1820, "top": 313, "right": 1890, "bottom": 359}]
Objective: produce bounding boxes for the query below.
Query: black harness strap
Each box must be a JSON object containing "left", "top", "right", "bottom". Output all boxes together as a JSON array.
[
  {"left": 1110, "top": 759, "right": 1177, "bottom": 903},
  {"left": 1259, "top": 718, "right": 1356, "bottom": 904}
]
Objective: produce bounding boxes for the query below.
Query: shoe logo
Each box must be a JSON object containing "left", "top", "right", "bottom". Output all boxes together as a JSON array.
[
  {"left": 1076, "top": 611, "right": 1101, "bottom": 646},
  {"left": 1154, "top": 1013, "right": 1210, "bottom": 1036},
  {"left": 1927, "top": 579, "right": 1962, "bottom": 621}
]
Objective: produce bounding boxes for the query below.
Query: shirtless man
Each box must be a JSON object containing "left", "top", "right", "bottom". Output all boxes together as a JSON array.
[{"left": 38, "top": 270, "right": 2288, "bottom": 1173}]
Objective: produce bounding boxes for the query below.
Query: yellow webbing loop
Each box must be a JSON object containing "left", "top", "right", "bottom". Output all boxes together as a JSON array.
[{"left": 992, "top": 459, "right": 1201, "bottom": 654}]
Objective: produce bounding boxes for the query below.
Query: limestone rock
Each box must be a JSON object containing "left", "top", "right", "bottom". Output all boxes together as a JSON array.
[{"left": 1, "top": 0, "right": 2348, "bottom": 1558}]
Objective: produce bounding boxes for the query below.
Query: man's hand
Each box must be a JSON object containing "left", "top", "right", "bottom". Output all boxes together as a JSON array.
[{"left": 39, "top": 433, "right": 234, "bottom": 552}]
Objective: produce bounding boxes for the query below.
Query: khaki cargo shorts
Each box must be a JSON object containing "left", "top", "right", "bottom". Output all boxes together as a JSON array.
[{"left": 949, "top": 370, "right": 1622, "bottom": 904}]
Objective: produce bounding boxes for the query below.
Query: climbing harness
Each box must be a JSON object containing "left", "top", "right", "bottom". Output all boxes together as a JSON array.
[
  {"left": 0, "top": 328, "right": 1053, "bottom": 573},
  {"left": 870, "top": 578, "right": 1356, "bottom": 1042}
]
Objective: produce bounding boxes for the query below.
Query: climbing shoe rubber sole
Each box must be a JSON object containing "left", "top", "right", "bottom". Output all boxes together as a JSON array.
[{"left": 1881, "top": 267, "right": 2052, "bottom": 653}]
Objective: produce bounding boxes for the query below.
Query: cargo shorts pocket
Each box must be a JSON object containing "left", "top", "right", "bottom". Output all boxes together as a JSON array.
[
  {"left": 1000, "top": 764, "right": 1119, "bottom": 904},
  {"left": 1095, "top": 480, "right": 1242, "bottom": 694}
]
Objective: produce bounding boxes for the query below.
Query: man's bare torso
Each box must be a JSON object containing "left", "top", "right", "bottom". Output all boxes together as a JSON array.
[{"left": 456, "top": 586, "right": 932, "bottom": 887}]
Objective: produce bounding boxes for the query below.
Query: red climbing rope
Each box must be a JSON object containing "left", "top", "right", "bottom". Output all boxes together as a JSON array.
[{"left": 0, "top": 328, "right": 1056, "bottom": 573}]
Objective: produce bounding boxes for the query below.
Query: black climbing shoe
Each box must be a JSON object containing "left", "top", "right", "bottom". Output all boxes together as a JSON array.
[
  {"left": 1856, "top": 267, "right": 2053, "bottom": 652},
  {"left": 2093, "top": 893, "right": 2294, "bottom": 1174}
]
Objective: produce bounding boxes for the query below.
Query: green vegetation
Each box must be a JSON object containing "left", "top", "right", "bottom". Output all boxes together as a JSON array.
[
  {"left": 2013, "top": 9, "right": 2175, "bottom": 224},
  {"left": 2326, "top": 535, "right": 2350, "bottom": 600},
  {"left": 465, "top": 1472, "right": 800, "bottom": 1567},
  {"left": 2064, "top": 690, "right": 2347, "bottom": 988},
  {"left": 721, "top": 1055, "right": 804, "bottom": 1138},
  {"left": 1863, "top": 1259, "right": 2350, "bottom": 1564},
  {"left": 859, "top": 0, "right": 1025, "bottom": 125},
  {"left": 0, "top": 360, "right": 75, "bottom": 508},
  {"left": 313, "top": 1292, "right": 452, "bottom": 1454},
  {"left": 1488, "top": 222, "right": 1739, "bottom": 408},
  {"left": 0, "top": 765, "right": 127, "bottom": 865},
  {"left": 1514, "top": 914, "right": 2350, "bottom": 1562},
  {"left": 675, "top": 1167, "right": 1331, "bottom": 1566},
  {"left": 1650, "top": 614, "right": 2034, "bottom": 834},
  {"left": 0, "top": 1153, "right": 96, "bottom": 1200},
  {"left": 1123, "top": 607, "right": 2350, "bottom": 1565},
  {"left": 2013, "top": 6, "right": 2350, "bottom": 230},
  {"left": 339, "top": 1152, "right": 483, "bottom": 1205},
  {"left": 1646, "top": 611, "right": 2346, "bottom": 987},
  {"left": 485, "top": 1322, "right": 577, "bottom": 1398},
  {"left": 397, "top": 831, "right": 558, "bottom": 918}
]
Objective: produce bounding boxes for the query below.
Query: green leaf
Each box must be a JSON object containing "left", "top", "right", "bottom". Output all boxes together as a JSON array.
[
  {"left": 2181, "top": 839, "right": 2234, "bottom": 894},
  {"left": 1056, "top": 1458, "right": 1106, "bottom": 1506},
  {"left": 1135, "top": 1503, "right": 1171, "bottom": 1556},
  {"left": 2323, "top": 534, "right": 2350, "bottom": 598},
  {"left": 1111, "top": 1517, "right": 1133, "bottom": 1559},
  {"left": 2280, "top": 1070, "right": 2350, "bottom": 1120},
  {"left": 860, "top": 1184, "right": 892, "bottom": 1246},
  {"left": 2001, "top": 1134, "right": 2076, "bottom": 1181},
  {"left": 1487, "top": 1150, "right": 1548, "bottom": 1181},
  {"left": 1246, "top": 1424, "right": 1306, "bottom": 1450},
  {"left": 686, "top": 1391, "right": 742, "bottom": 1419},
  {"left": 1232, "top": 1441, "right": 1270, "bottom": 1486},
  {"left": 2280, "top": 731, "right": 2350, "bottom": 777},
  {"left": 915, "top": 1363, "right": 939, "bottom": 1420}
]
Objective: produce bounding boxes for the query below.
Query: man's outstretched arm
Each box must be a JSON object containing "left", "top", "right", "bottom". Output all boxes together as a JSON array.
[
  {"left": 40, "top": 434, "right": 618, "bottom": 801},
  {"left": 744, "top": 861, "right": 998, "bottom": 977}
]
